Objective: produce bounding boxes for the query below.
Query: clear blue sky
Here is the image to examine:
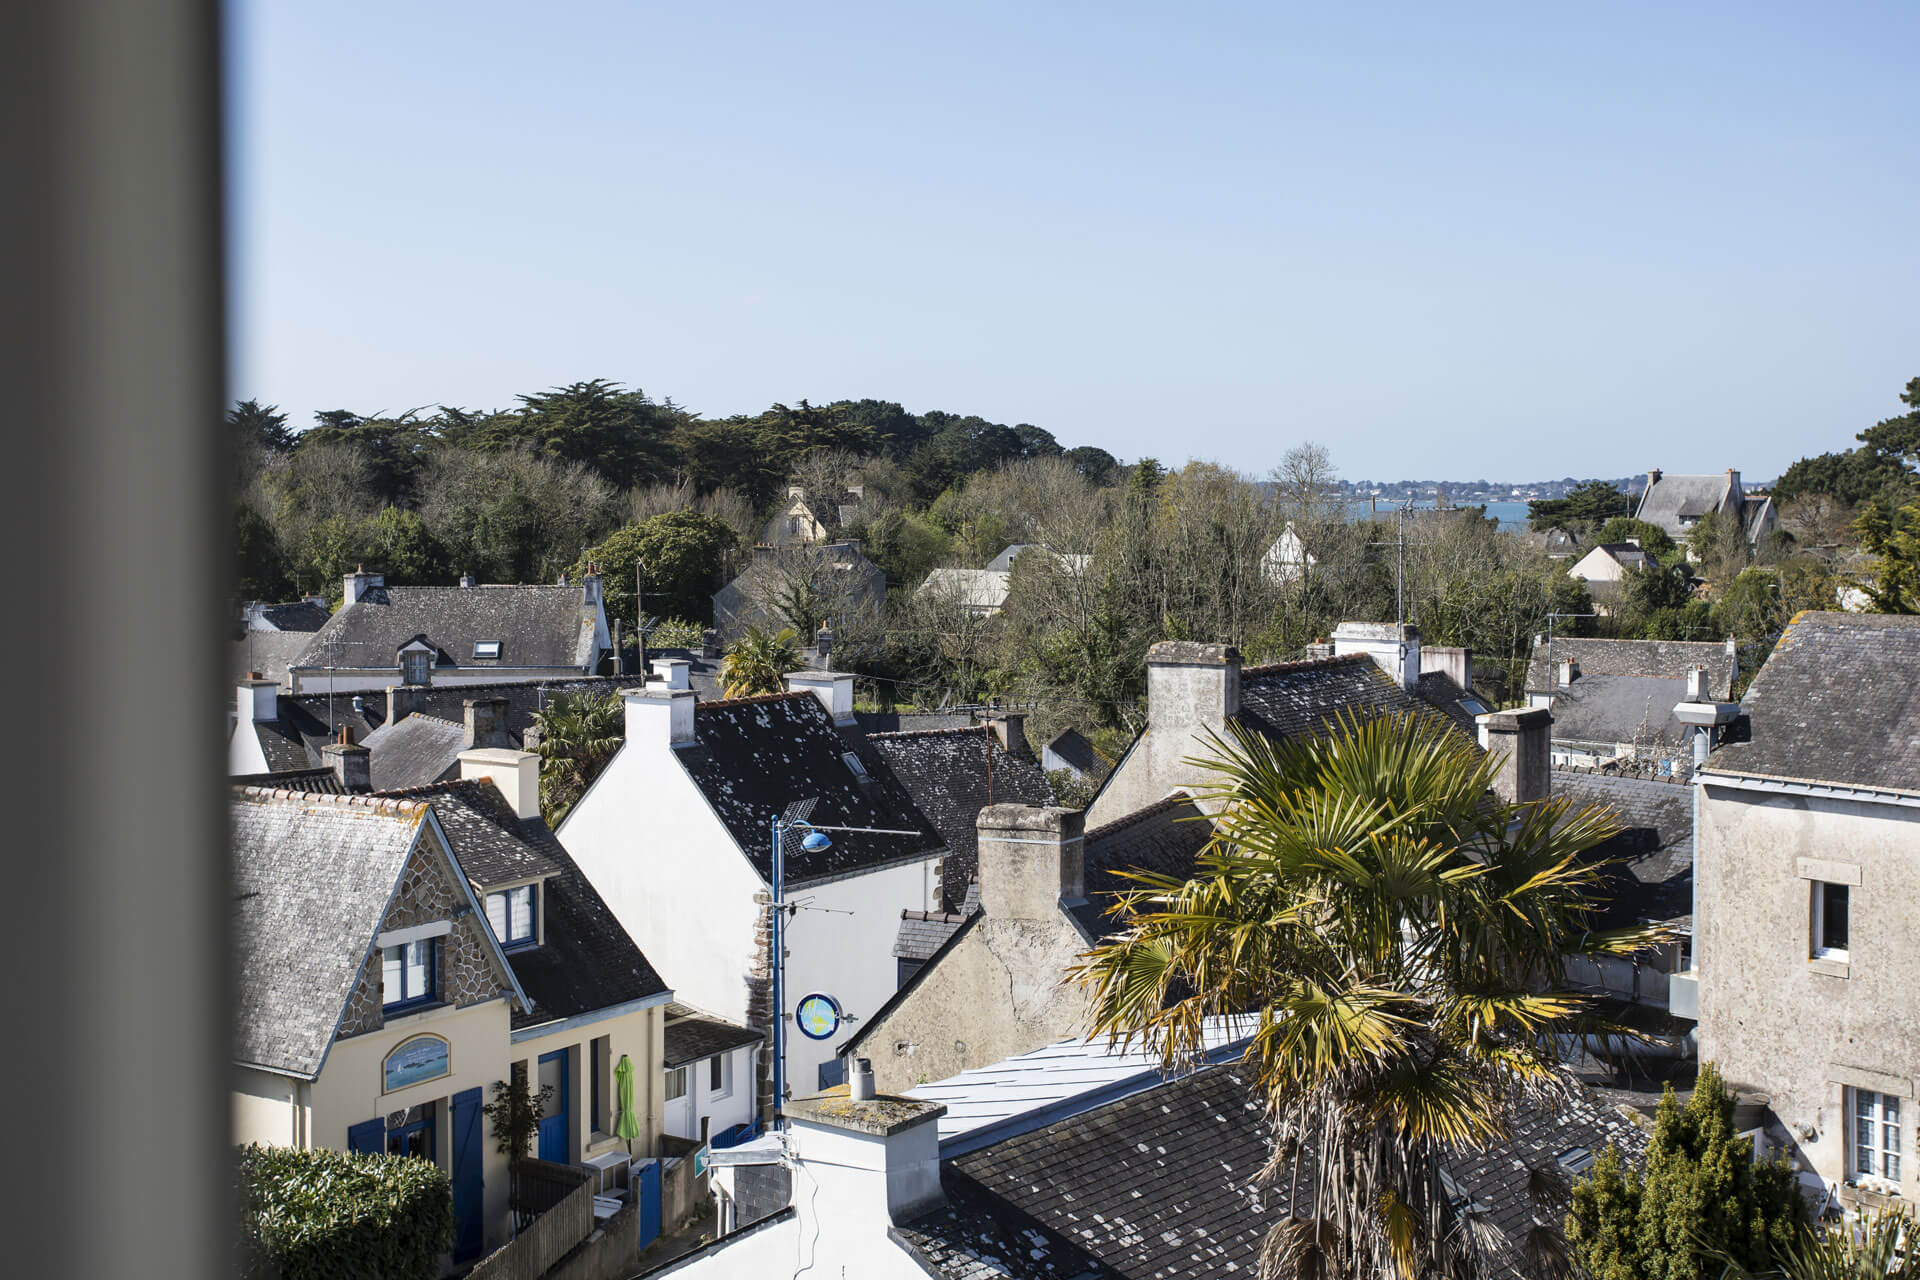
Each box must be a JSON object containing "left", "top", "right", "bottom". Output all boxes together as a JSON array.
[{"left": 230, "top": 1, "right": 1919, "bottom": 482}]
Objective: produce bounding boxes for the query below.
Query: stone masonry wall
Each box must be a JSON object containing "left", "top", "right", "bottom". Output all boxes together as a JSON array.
[
  {"left": 745, "top": 890, "right": 776, "bottom": 1122},
  {"left": 337, "top": 839, "right": 505, "bottom": 1040}
]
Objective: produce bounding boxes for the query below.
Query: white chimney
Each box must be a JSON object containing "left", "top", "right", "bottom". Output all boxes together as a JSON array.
[
  {"left": 785, "top": 671, "right": 856, "bottom": 726},
  {"left": 1686, "top": 665, "right": 1707, "bottom": 702},
  {"left": 459, "top": 572, "right": 475, "bottom": 588},
  {"left": 624, "top": 686, "right": 695, "bottom": 747},
  {"left": 782, "top": 1093, "right": 946, "bottom": 1229},
  {"left": 1559, "top": 658, "right": 1577, "bottom": 688},
  {"left": 849, "top": 1057, "right": 876, "bottom": 1101},
  {"left": 237, "top": 676, "right": 278, "bottom": 723},
  {"left": 1332, "top": 621, "right": 1421, "bottom": 692},
  {"left": 648, "top": 657, "right": 691, "bottom": 691},
  {"left": 1146, "top": 642, "right": 1240, "bottom": 737},
  {"left": 977, "top": 805, "right": 1084, "bottom": 922},
  {"left": 341, "top": 565, "right": 383, "bottom": 607},
  {"left": 459, "top": 748, "right": 541, "bottom": 821}
]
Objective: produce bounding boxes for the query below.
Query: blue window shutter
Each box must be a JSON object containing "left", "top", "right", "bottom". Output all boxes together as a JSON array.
[{"left": 347, "top": 1117, "right": 385, "bottom": 1155}]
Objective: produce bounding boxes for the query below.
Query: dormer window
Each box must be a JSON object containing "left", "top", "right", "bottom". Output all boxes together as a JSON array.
[
  {"left": 401, "top": 651, "right": 431, "bottom": 685},
  {"left": 486, "top": 883, "right": 538, "bottom": 949},
  {"left": 382, "top": 938, "right": 437, "bottom": 1010},
  {"left": 473, "top": 641, "right": 502, "bottom": 660}
]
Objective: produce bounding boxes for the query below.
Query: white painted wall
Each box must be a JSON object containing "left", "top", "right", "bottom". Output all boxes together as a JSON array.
[
  {"left": 668, "top": 1042, "right": 760, "bottom": 1142},
  {"left": 559, "top": 741, "right": 766, "bottom": 1025},
  {"left": 781, "top": 858, "right": 942, "bottom": 1093},
  {"left": 228, "top": 723, "right": 271, "bottom": 774}
]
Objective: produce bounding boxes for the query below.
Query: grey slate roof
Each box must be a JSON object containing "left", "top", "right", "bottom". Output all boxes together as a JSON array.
[
  {"left": 900, "top": 1065, "right": 1648, "bottom": 1280},
  {"left": 232, "top": 630, "right": 312, "bottom": 688},
  {"left": 1547, "top": 673, "right": 1695, "bottom": 754},
  {"left": 250, "top": 600, "right": 331, "bottom": 631},
  {"left": 673, "top": 691, "right": 947, "bottom": 883},
  {"left": 230, "top": 766, "right": 345, "bottom": 793},
  {"left": 663, "top": 1011, "right": 764, "bottom": 1068},
  {"left": 1236, "top": 652, "right": 1476, "bottom": 747},
  {"left": 1041, "top": 728, "right": 1108, "bottom": 776},
  {"left": 361, "top": 714, "right": 466, "bottom": 792},
  {"left": 856, "top": 710, "right": 980, "bottom": 734},
  {"left": 377, "top": 778, "right": 669, "bottom": 1031},
  {"left": 231, "top": 790, "right": 430, "bottom": 1076},
  {"left": 1705, "top": 611, "right": 1920, "bottom": 792},
  {"left": 293, "top": 583, "right": 600, "bottom": 674},
  {"left": 1069, "top": 797, "right": 1216, "bottom": 943},
  {"left": 1526, "top": 638, "right": 1734, "bottom": 698},
  {"left": 1635, "top": 473, "right": 1736, "bottom": 538},
  {"left": 867, "top": 727, "right": 1057, "bottom": 911},
  {"left": 1554, "top": 770, "right": 1695, "bottom": 930}
]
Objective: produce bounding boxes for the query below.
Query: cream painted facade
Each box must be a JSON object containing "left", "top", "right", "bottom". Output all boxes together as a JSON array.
[{"left": 1694, "top": 773, "right": 1920, "bottom": 1209}]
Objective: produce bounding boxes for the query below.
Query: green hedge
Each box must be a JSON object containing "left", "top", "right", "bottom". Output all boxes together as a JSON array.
[{"left": 237, "top": 1144, "right": 455, "bottom": 1280}]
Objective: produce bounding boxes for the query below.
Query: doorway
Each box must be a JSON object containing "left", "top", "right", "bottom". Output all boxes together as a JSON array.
[{"left": 537, "top": 1048, "right": 571, "bottom": 1164}]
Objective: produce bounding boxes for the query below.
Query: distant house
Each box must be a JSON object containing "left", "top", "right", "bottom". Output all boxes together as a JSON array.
[
  {"left": 711, "top": 543, "right": 885, "bottom": 643},
  {"left": 1695, "top": 612, "right": 1920, "bottom": 1211},
  {"left": 914, "top": 544, "right": 1089, "bottom": 618},
  {"left": 558, "top": 671, "right": 949, "bottom": 1103},
  {"left": 1524, "top": 636, "right": 1738, "bottom": 775},
  {"left": 286, "top": 568, "right": 613, "bottom": 694},
  {"left": 1634, "top": 468, "right": 1778, "bottom": 550},
  {"left": 1261, "top": 520, "right": 1316, "bottom": 585},
  {"left": 1565, "top": 540, "right": 1654, "bottom": 613},
  {"left": 759, "top": 483, "right": 864, "bottom": 548},
  {"left": 1039, "top": 726, "right": 1110, "bottom": 782},
  {"left": 1527, "top": 526, "right": 1581, "bottom": 560}
]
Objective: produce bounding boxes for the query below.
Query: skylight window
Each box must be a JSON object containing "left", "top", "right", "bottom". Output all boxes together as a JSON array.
[
  {"left": 842, "top": 751, "right": 869, "bottom": 778},
  {"left": 1558, "top": 1146, "right": 1594, "bottom": 1173},
  {"left": 473, "top": 641, "right": 502, "bottom": 660},
  {"left": 1459, "top": 697, "right": 1488, "bottom": 716}
]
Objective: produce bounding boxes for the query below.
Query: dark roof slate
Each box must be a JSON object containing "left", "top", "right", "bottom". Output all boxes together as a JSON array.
[
  {"left": 361, "top": 714, "right": 466, "bottom": 792},
  {"left": 1706, "top": 611, "right": 1920, "bottom": 791},
  {"left": 230, "top": 766, "right": 346, "bottom": 793},
  {"left": 252, "top": 601, "right": 332, "bottom": 631},
  {"left": 856, "top": 711, "right": 980, "bottom": 734},
  {"left": 1553, "top": 770, "right": 1695, "bottom": 930},
  {"left": 293, "top": 583, "right": 599, "bottom": 673},
  {"left": 1236, "top": 653, "right": 1474, "bottom": 747},
  {"left": 232, "top": 631, "right": 313, "bottom": 687},
  {"left": 867, "top": 727, "right": 1057, "bottom": 910},
  {"left": 1527, "top": 638, "right": 1734, "bottom": 698},
  {"left": 1546, "top": 673, "right": 1695, "bottom": 754},
  {"left": 675, "top": 692, "right": 947, "bottom": 883},
  {"left": 1069, "top": 797, "right": 1216, "bottom": 943},
  {"left": 1041, "top": 728, "right": 1108, "bottom": 775},
  {"left": 663, "top": 1014, "right": 764, "bottom": 1068}
]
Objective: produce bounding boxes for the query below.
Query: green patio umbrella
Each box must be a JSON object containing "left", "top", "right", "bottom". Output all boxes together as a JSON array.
[{"left": 613, "top": 1054, "right": 642, "bottom": 1148}]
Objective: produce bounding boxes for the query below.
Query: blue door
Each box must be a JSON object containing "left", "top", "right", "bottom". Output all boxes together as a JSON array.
[
  {"left": 347, "top": 1117, "right": 384, "bottom": 1156},
  {"left": 451, "top": 1088, "right": 484, "bottom": 1261},
  {"left": 537, "top": 1048, "right": 570, "bottom": 1164},
  {"left": 636, "top": 1159, "right": 661, "bottom": 1249}
]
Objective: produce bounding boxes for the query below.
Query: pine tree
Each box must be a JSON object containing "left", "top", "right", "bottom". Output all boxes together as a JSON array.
[{"left": 1568, "top": 1063, "right": 1807, "bottom": 1280}]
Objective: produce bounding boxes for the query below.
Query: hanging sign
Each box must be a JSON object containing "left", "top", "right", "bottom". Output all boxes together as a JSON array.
[{"left": 794, "top": 993, "right": 843, "bottom": 1041}]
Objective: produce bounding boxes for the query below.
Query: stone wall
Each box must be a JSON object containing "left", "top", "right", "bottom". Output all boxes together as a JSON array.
[
  {"left": 337, "top": 838, "right": 504, "bottom": 1041},
  {"left": 338, "top": 950, "right": 383, "bottom": 1036},
  {"left": 744, "top": 891, "right": 776, "bottom": 1122}
]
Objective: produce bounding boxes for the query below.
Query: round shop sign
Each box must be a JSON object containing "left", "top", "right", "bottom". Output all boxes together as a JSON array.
[{"left": 794, "top": 993, "right": 843, "bottom": 1041}]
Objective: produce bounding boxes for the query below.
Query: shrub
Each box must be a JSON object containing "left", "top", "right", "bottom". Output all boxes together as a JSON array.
[{"left": 236, "top": 1144, "right": 455, "bottom": 1280}]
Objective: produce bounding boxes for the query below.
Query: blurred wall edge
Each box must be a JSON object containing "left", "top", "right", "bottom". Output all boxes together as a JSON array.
[{"left": 0, "top": 1, "right": 230, "bottom": 1277}]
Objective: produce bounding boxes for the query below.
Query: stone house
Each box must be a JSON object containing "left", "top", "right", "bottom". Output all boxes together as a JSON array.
[
  {"left": 1634, "top": 468, "right": 1778, "bottom": 550},
  {"left": 230, "top": 757, "right": 674, "bottom": 1263},
  {"left": 286, "top": 568, "right": 613, "bottom": 694},
  {"left": 711, "top": 542, "right": 885, "bottom": 643},
  {"left": 1694, "top": 611, "right": 1920, "bottom": 1213},
  {"left": 557, "top": 670, "right": 949, "bottom": 1106},
  {"left": 1524, "top": 636, "right": 1739, "bottom": 775},
  {"left": 758, "top": 482, "right": 864, "bottom": 548}
]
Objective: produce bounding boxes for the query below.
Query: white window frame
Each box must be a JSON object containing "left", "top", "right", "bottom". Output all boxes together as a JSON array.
[
  {"left": 473, "top": 640, "right": 502, "bottom": 660},
  {"left": 709, "top": 1052, "right": 731, "bottom": 1099},
  {"left": 1852, "top": 1088, "right": 1902, "bottom": 1186},
  {"left": 665, "top": 1066, "right": 688, "bottom": 1102},
  {"left": 1812, "top": 881, "right": 1850, "bottom": 961},
  {"left": 486, "top": 883, "right": 537, "bottom": 948}
]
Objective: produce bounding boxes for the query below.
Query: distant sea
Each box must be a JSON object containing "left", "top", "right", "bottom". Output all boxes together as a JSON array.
[{"left": 1347, "top": 500, "right": 1531, "bottom": 532}]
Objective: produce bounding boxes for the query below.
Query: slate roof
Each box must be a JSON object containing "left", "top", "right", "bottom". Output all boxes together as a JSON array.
[
  {"left": 292, "top": 583, "right": 601, "bottom": 674},
  {"left": 1705, "top": 611, "right": 1920, "bottom": 792},
  {"left": 672, "top": 691, "right": 947, "bottom": 883},
  {"left": 361, "top": 714, "right": 466, "bottom": 792},
  {"left": 856, "top": 710, "right": 980, "bottom": 734},
  {"left": 1546, "top": 673, "right": 1696, "bottom": 754},
  {"left": 897, "top": 907, "right": 978, "bottom": 963},
  {"left": 1526, "top": 638, "right": 1734, "bottom": 698},
  {"left": 867, "top": 727, "right": 1057, "bottom": 910},
  {"left": 1068, "top": 797, "right": 1216, "bottom": 943},
  {"left": 232, "top": 630, "right": 312, "bottom": 688},
  {"left": 901, "top": 1064, "right": 1648, "bottom": 1280},
  {"left": 249, "top": 600, "right": 331, "bottom": 631},
  {"left": 663, "top": 1010, "right": 764, "bottom": 1069},
  {"left": 1236, "top": 652, "right": 1475, "bottom": 746},
  {"left": 1635, "top": 473, "right": 1736, "bottom": 538},
  {"left": 1742, "top": 494, "right": 1776, "bottom": 543},
  {"left": 1553, "top": 770, "right": 1695, "bottom": 930},
  {"left": 230, "top": 766, "right": 345, "bottom": 793},
  {"left": 230, "top": 790, "right": 432, "bottom": 1077},
  {"left": 375, "top": 778, "right": 669, "bottom": 1031}
]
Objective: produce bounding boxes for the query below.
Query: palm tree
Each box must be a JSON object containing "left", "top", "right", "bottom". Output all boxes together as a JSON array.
[
  {"left": 1708, "top": 1208, "right": 1919, "bottom": 1280},
  {"left": 1072, "top": 709, "right": 1662, "bottom": 1279},
  {"left": 530, "top": 690, "right": 623, "bottom": 824},
  {"left": 720, "top": 626, "right": 803, "bottom": 697}
]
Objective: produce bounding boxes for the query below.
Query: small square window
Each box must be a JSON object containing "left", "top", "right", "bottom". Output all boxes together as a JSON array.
[
  {"left": 382, "top": 938, "right": 436, "bottom": 1009},
  {"left": 486, "top": 884, "right": 537, "bottom": 948},
  {"left": 1812, "top": 882, "right": 1849, "bottom": 961},
  {"left": 473, "top": 640, "right": 502, "bottom": 660}
]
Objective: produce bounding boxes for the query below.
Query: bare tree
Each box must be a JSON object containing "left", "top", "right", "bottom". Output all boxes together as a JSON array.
[{"left": 1271, "top": 441, "right": 1345, "bottom": 530}]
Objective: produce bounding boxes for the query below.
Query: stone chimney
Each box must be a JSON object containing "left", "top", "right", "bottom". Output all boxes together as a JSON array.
[
  {"left": 237, "top": 676, "right": 278, "bottom": 723},
  {"left": 1477, "top": 708, "right": 1551, "bottom": 805},
  {"left": 1647, "top": 468, "right": 1662, "bottom": 492},
  {"left": 1146, "top": 642, "right": 1240, "bottom": 739},
  {"left": 782, "top": 1092, "right": 946, "bottom": 1228},
  {"left": 459, "top": 748, "right": 540, "bottom": 820},
  {"left": 463, "top": 697, "right": 510, "bottom": 749},
  {"left": 385, "top": 684, "right": 426, "bottom": 725},
  {"left": 341, "top": 565, "right": 383, "bottom": 608},
  {"left": 1332, "top": 621, "right": 1421, "bottom": 692},
  {"left": 977, "top": 805, "right": 1084, "bottom": 922},
  {"left": 624, "top": 686, "right": 695, "bottom": 748},
  {"left": 649, "top": 657, "right": 691, "bottom": 691},
  {"left": 815, "top": 625, "right": 833, "bottom": 664},
  {"left": 700, "top": 628, "right": 721, "bottom": 660},
  {"left": 785, "top": 671, "right": 856, "bottom": 727},
  {"left": 320, "top": 725, "right": 371, "bottom": 793},
  {"left": 986, "top": 712, "right": 1030, "bottom": 760},
  {"left": 581, "top": 564, "right": 603, "bottom": 608}
]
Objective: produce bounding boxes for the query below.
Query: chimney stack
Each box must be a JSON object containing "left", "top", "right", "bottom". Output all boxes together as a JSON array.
[
  {"left": 237, "top": 676, "right": 279, "bottom": 724},
  {"left": 459, "top": 748, "right": 541, "bottom": 821},
  {"left": 1477, "top": 708, "right": 1552, "bottom": 806},
  {"left": 623, "top": 686, "right": 695, "bottom": 748},
  {"left": 320, "top": 725, "right": 371, "bottom": 793},
  {"left": 700, "top": 628, "right": 721, "bottom": 659},
  {"left": 1332, "top": 621, "right": 1421, "bottom": 692},
  {"left": 1686, "top": 665, "right": 1708, "bottom": 702},
  {"left": 341, "top": 565, "right": 383, "bottom": 608},
  {"left": 785, "top": 671, "right": 856, "bottom": 727},
  {"left": 987, "top": 712, "right": 1030, "bottom": 760},
  {"left": 815, "top": 625, "right": 833, "bottom": 664},
  {"left": 581, "top": 565, "right": 603, "bottom": 608},
  {"left": 1559, "top": 657, "right": 1577, "bottom": 688},
  {"left": 848, "top": 1057, "right": 876, "bottom": 1102},
  {"left": 459, "top": 571, "right": 475, "bottom": 588},
  {"left": 648, "top": 657, "right": 691, "bottom": 691},
  {"left": 463, "top": 697, "right": 510, "bottom": 749},
  {"left": 781, "top": 1093, "right": 946, "bottom": 1229},
  {"left": 976, "top": 805, "right": 1084, "bottom": 922},
  {"left": 385, "top": 684, "right": 426, "bottom": 726},
  {"left": 1647, "top": 468, "right": 1662, "bottom": 492}
]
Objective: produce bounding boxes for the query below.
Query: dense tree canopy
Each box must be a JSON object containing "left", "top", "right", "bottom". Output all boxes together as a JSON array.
[
  {"left": 1772, "top": 376, "right": 1920, "bottom": 507},
  {"left": 1528, "top": 480, "right": 1633, "bottom": 533}
]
